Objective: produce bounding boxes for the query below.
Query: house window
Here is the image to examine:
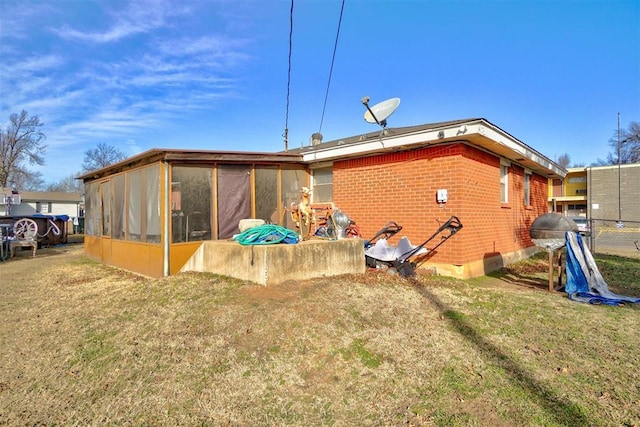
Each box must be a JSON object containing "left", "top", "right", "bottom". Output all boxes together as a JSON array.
[
  {"left": 36, "top": 202, "right": 51, "bottom": 213},
  {"left": 312, "top": 167, "right": 333, "bottom": 203},
  {"left": 500, "top": 160, "right": 510, "bottom": 203},
  {"left": 524, "top": 170, "right": 531, "bottom": 206},
  {"left": 568, "top": 176, "right": 586, "bottom": 183}
]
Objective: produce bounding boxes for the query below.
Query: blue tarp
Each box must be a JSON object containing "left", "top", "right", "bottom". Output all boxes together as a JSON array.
[
  {"left": 565, "top": 231, "right": 640, "bottom": 305},
  {"left": 32, "top": 214, "right": 70, "bottom": 222}
]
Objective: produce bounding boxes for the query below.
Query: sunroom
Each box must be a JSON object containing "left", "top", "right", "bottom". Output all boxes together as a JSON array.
[{"left": 80, "top": 149, "right": 318, "bottom": 277}]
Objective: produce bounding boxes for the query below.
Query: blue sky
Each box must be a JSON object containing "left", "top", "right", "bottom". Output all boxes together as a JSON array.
[{"left": 1, "top": 0, "right": 639, "bottom": 185}]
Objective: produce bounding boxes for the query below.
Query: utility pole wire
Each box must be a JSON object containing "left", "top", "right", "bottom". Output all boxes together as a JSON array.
[
  {"left": 283, "top": 0, "right": 294, "bottom": 151},
  {"left": 318, "top": 0, "right": 345, "bottom": 135}
]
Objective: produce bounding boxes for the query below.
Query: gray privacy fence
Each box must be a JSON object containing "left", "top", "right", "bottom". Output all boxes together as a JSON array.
[{"left": 585, "top": 218, "right": 640, "bottom": 258}]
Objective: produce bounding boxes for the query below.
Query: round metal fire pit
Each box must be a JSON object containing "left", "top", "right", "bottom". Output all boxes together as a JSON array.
[
  {"left": 530, "top": 213, "right": 578, "bottom": 252},
  {"left": 530, "top": 213, "right": 579, "bottom": 292}
]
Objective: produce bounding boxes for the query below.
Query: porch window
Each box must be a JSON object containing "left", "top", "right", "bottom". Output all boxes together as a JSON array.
[
  {"left": 85, "top": 181, "right": 101, "bottom": 237},
  {"left": 101, "top": 181, "right": 111, "bottom": 237},
  {"left": 171, "top": 166, "right": 212, "bottom": 243},
  {"left": 217, "top": 165, "right": 250, "bottom": 239},
  {"left": 123, "top": 164, "right": 160, "bottom": 243},
  {"left": 255, "top": 167, "right": 278, "bottom": 224},
  {"left": 145, "top": 165, "right": 161, "bottom": 243},
  {"left": 111, "top": 174, "right": 125, "bottom": 240},
  {"left": 281, "top": 169, "right": 305, "bottom": 231},
  {"left": 127, "top": 169, "right": 143, "bottom": 241}
]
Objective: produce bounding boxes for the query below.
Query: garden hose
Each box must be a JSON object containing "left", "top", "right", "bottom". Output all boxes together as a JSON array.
[{"left": 233, "top": 224, "right": 300, "bottom": 245}]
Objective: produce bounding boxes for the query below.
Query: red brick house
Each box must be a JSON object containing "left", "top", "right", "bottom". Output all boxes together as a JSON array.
[
  {"left": 292, "top": 119, "right": 564, "bottom": 277},
  {"left": 80, "top": 118, "right": 565, "bottom": 279}
]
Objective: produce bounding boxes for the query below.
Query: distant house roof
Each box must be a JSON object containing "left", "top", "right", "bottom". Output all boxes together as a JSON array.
[{"left": 19, "top": 191, "right": 83, "bottom": 203}]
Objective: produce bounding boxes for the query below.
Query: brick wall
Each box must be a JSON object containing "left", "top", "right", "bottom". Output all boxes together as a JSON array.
[{"left": 333, "top": 143, "right": 548, "bottom": 269}]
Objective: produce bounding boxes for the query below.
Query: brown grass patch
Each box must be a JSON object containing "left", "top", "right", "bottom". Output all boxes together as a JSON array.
[{"left": 1, "top": 245, "right": 639, "bottom": 426}]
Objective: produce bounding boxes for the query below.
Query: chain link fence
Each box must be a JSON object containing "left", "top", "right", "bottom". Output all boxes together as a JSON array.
[{"left": 585, "top": 218, "right": 640, "bottom": 259}]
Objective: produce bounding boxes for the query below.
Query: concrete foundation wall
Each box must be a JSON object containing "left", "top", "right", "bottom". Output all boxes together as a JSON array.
[{"left": 180, "top": 239, "right": 366, "bottom": 285}]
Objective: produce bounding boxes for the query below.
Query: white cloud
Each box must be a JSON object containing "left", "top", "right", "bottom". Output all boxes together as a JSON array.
[
  {"left": 1, "top": 0, "right": 259, "bottom": 183},
  {"left": 0, "top": 2, "right": 58, "bottom": 41},
  {"left": 53, "top": 0, "right": 190, "bottom": 43}
]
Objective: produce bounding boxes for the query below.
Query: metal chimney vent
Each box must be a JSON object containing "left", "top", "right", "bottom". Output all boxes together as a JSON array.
[{"left": 311, "top": 132, "right": 323, "bottom": 146}]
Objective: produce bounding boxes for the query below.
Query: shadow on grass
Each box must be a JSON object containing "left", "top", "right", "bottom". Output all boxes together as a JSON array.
[
  {"left": 410, "top": 279, "right": 590, "bottom": 425},
  {"left": 485, "top": 269, "right": 551, "bottom": 292}
]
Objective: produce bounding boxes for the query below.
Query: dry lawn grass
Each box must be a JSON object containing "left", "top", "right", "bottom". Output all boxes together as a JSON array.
[{"left": 1, "top": 245, "right": 639, "bottom": 426}]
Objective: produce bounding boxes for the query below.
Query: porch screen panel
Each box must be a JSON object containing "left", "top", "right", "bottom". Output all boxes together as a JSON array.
[
  {"left": 171, "top": 166, "right": 212, "bottom": 243},
  {"left": 255, "top": 167, "right": 278, "bottom": 224},
  {"left": 281, "top": 168, "right": 306, "bottom": 231},
  {"left": 145, "top": 164, "right": 161, "bottom": 243},
  {"left": 217, "top": 165, "right": 251, "bottom": 239},
  {"left": 85, "top": 181, "right": 101, "bottom": 237},
  {"left": 101, "top": 181, "right": 111, "bottom": 237},
  {"left": 111, "top": 174, "right": 125, "bottom": 240},
  {"left": 127, "top": 169, "right": 142, "bottom": 241}
]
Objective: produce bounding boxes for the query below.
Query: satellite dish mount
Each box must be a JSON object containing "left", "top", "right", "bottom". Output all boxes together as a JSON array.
[{"left": 361, "top": 96, "right": 401, "bottom": 131}]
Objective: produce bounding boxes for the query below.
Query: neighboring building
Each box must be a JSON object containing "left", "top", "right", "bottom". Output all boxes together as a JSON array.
[
  {"left": 79, "top": 118, "right": 566, "bottom": 279},
  {"left": 548, "top": 163, "right": 640, "bottom": 223},
  {"left": 7, "top": 191, "right": 84, "bottom": 220},
  {"left": 587, "top": 163, "right": 640, "bottom": 223},
  {"left": 548, "top": 167, "right": 588, "bottom": 216},
  {"left": 1, "top": 190, "right": 84, "bottom": 245},
  {"left": 0, "top": 188, "right": 22, "bottom": 216}
]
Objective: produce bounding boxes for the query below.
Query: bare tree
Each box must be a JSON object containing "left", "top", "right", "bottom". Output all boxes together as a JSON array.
[
  {"left": 20, "top": 171, "right": 46, "bottom": 191},
  {"left": 82, "top": 142, "right": 126, "bottom": 173},
  {"left": 46, "top": 172, "right": 84, "bottom": 193},
  {"left": 607, "top": 120, "right": 640, "bottom": 165},
  {"left": 556, "top": 153, "right": 571, "bottom": 168},
  {"left": 0, "top": 110, "right": 47, "bottom": 188}
]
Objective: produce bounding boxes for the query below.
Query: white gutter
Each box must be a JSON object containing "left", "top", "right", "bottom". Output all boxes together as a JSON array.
[
  {"left": 476, "top": 123, "right": 566, "bottom": 177},
  {"left": 301, "top": 126, "right": 458, "bottom": 162},
  {"left": 301, "top": 119, "right": 566, "bottom": 178}
]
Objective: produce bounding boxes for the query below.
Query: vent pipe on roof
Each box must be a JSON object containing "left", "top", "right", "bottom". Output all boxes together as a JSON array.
[{"left": 311, "top": 132, "right": 323, "bottom": 146}]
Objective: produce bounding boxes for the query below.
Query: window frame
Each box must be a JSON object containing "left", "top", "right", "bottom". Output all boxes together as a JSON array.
[
  {"left": 500, "top": 159, "right": 510, "bottom": 204},
  {"left": 524, "top": 169, "right": 532, "bottom": 206},
  {"left": 311, "top": 165, "right": 333, "bottom": 203}
]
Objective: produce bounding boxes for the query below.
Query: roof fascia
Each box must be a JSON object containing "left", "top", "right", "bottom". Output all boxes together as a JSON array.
[
  {"left": 301, "top": 119, "right": 566, "bottom": 179},
  {"left": 475, "top": 122, "right": 566, "bottom": 178}
]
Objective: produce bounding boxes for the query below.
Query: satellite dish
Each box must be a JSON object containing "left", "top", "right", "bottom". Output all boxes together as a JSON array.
[{"left": 361, "top": 96, "right": 400, "bottom": 128}]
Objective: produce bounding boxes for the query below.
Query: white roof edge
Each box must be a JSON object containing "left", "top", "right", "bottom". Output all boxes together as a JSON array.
[
  {"left": 476, "top": 122, "right": 567, "bottom": 177},
  {"left": 585, "top": 163, "right": 640, "bottom": 172},
  {"left": 302, "top": 119, "right": 567, "bottom": 178}
]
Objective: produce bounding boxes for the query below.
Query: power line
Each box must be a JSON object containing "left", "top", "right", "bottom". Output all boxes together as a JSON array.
[
  {"left": 283, "top": 0, "right": 294, "bottom": 151},
  {"left": 318, "top": 0, "right": 345, "bottom": 135}
]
